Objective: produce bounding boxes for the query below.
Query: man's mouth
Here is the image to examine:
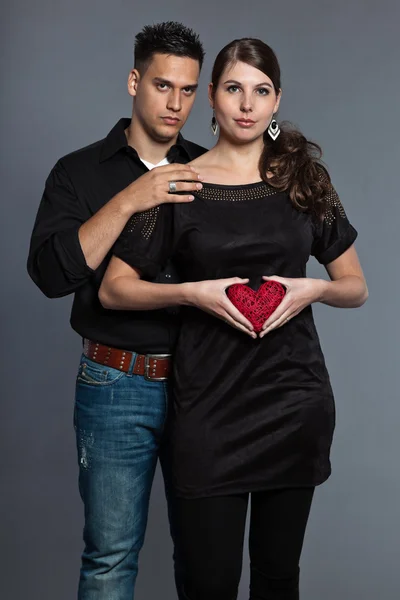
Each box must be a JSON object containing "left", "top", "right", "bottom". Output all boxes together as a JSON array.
[{"left": 161, "top": 117, "right": 181, "bottom": 125}]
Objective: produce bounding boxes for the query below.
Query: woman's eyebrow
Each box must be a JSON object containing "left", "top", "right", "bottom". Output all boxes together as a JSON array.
[{"left": 223, "top": 79, "right": 273, "bottom": 88}]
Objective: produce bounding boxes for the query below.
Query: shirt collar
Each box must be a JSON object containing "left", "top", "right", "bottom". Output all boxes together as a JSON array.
[
  {"left": 99, "top": 118, "right": 192, "bottom": 164},
  {"left": 99, "top": 118, "right": 131, "bottom": 162}
]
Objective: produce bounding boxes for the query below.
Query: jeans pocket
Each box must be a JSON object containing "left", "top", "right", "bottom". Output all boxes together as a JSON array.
[{"left": 77, "top": 356, "right": 125, "bottom": 387}]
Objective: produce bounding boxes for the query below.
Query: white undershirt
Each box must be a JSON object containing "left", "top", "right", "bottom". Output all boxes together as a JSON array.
[{"left": 139, "top": 156, "right": 170, "bottom": 171}]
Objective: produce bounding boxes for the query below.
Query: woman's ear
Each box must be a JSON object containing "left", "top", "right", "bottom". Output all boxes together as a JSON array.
[
  {"left": 208, "top": 82, "right": 214, "bottom": 108},
  {"left": 274, "top": 88, "right": 282, "bottom": 114}
]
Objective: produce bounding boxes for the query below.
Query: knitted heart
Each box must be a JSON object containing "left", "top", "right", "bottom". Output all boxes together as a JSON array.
[{"left": 227, "top": 281, "right": 286, "bottom": 333}]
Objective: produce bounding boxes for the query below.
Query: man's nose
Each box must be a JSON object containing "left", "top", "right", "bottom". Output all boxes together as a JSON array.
[{"left": 167, "top": 90, "right": 182, "bottom": 112}]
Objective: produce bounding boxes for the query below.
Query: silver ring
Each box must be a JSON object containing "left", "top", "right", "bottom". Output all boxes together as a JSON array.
[{"left": 169, "top": 181, "right": 177, "bottom": 193}]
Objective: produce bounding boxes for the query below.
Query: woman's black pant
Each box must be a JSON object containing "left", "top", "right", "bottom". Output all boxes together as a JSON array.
[{"left": 175, "top": 487, "right": 315, "bottom": 600}]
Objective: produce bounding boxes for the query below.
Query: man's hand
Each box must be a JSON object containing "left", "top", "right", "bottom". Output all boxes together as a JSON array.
[
  {"left": 119, "top": 163, "right": 203, "bottom": 216},
  {"left": 183, "top": 278, "right": 257, "bottom": 338}
]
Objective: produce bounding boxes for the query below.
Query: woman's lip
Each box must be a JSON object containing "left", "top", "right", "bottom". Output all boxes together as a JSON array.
[{"left": 235, "top": 119, "right": 256, "bottom": 127}]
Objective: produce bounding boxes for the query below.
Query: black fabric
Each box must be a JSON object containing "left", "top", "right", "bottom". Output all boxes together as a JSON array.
[
  {"left": 27, "top": 118, "right": 206, "bottom": 353},
  {"left": 174, "top": 488, "right": 315, "bottom": 600},
  {"left": 114, "top": 178, "right": 358, "bottom": 497}
]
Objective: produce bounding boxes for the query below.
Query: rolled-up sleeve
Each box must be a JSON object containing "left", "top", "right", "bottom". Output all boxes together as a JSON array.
[
  {"left": 311, "top": 174, "right": 358, "bottom": 265},
  {"left": 27, "top": 161, "right": 94, "bottom": 298}
]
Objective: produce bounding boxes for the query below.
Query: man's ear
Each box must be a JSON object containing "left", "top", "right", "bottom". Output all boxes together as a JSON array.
[{"left": 127, "top": 69, "right": 140, "bottom": 97}]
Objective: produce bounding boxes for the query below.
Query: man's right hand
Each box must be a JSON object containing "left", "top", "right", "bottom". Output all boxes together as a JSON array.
[
  {"left": 183, "top": 278, "right": 257, "bottom": 338},
  {"left": 119, "top": 163, "right": 203, "bottom": 215}
]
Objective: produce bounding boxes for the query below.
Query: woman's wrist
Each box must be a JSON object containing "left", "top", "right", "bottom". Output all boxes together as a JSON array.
[
  {"left": 313, "top": 278, "right": 330, "bottom": 303},
  {"left": 179, "top": 282, "right": 196, "bottom": 307}
]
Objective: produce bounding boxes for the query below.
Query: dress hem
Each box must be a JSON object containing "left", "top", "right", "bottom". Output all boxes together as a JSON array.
[{"left": 174, "top": 471, "right": 332, "bottom": 500}]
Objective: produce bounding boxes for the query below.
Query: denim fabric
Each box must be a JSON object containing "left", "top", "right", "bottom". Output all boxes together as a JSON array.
[{"left": 74, "top": 353, "right": 168, "bottom": 600}]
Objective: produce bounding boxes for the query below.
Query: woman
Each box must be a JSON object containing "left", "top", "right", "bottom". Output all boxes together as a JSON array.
[{"left": 100, "top": 38, "right": 368, "bottom": 600}]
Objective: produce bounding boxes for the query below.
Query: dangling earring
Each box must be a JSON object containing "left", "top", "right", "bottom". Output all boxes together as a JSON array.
[
  {"left": 267, "top": 115, "right": 280, "bottom": 141},
  {"left": 210, "top": 111, "right": 219, "bottom": 136}
]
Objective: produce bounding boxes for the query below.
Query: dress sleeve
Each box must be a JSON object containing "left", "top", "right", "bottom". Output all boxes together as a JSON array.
[
  {"left": 311, "top": 169, "right": 358, "bottom": 265},
  {"left": 113, "top": 204, "right": 174, "bottom": 279}
]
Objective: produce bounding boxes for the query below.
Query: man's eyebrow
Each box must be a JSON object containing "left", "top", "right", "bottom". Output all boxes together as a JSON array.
[
  {"left": 153, "top": 77, "right": 198, "bottom": 90},
  {"left": 223, "top": 79, "right": 273, "bottom": 89}
]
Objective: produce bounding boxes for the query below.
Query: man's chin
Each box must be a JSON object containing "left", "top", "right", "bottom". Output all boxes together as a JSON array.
[{"left": 152, "top": 124, "right": 182, "bottom": 143}]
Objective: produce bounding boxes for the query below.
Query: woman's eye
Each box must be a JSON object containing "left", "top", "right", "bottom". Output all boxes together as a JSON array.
[
  {"left": 257, "top": 88, "right": 270, "bottom": 96},
  {"left": 227, "top": 85, "right": 240, "bottom": 93}
]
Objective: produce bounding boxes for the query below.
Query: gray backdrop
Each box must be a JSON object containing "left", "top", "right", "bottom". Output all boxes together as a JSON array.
[{"left": 1, "top": 0, "right": 399, "bottom": 598}]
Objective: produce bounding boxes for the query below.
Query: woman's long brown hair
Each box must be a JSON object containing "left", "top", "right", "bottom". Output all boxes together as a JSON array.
[{"left": 211, "top": 38, "right": 330, "bottom": 216}]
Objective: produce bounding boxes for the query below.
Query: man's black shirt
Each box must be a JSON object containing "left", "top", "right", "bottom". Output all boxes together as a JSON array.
[{"left": 27, "top": 118, "right": 206, "bottom": 353}]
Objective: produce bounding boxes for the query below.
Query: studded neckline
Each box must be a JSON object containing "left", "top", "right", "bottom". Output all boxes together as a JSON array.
[
  {"left": 201, "top": 180, "right": 266, "bottom": 190},
  {"left": 195, "top": 180, "right": 278, "bottom": 202}
]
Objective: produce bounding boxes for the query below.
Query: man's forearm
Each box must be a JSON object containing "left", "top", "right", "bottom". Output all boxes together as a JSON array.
[
  {"left": 99, "top": 276, "right": 192, "bottom": 311},
  {"left": 78, "top": 190, "right": 135, "bottom": 270},
  {"left": 79, "top": 162, "right": 202, "bottom": 270}
]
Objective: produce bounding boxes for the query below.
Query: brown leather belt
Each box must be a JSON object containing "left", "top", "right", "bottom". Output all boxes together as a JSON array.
[{"left": 83, "top": 339, "right": 171, "bottom": 381}]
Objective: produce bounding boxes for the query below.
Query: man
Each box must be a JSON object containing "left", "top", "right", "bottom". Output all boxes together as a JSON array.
[{"left": 27, "top": 21, "right": 207, "bottom": 600}]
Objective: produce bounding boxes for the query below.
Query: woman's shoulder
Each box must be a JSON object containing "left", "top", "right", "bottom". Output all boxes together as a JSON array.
[{"left": 188, "top": 151, "right": 215, "bottom": 171}]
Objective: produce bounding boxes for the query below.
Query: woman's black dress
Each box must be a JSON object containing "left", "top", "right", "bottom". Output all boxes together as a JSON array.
[{"left": 115, "top": 175, "right": 358, "bottom": 499}]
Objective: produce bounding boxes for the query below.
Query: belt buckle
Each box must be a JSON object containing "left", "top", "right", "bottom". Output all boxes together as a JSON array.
[{"left": 144, "top": 353, "right": 171, "bottom": 381}]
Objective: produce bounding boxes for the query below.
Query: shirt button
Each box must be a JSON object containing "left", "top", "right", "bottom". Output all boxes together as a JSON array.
[{"left": 165, "top": 274, "right": 171, "bottom": 278}]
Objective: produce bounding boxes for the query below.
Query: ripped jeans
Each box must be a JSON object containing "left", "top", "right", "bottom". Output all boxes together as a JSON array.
[{"left": 74, "top": 353, "right": 169, "bottom": 600}]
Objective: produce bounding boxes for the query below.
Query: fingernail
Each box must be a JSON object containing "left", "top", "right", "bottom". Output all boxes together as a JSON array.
[
  {"left": 198, "top": 174, "right": 204, "bottom": 180},
  {"left": 188, "top": 195, "right": 194, "bottom": 200},
  {"left": 196, "top": 183, "right": 203, "bottom": 189}
]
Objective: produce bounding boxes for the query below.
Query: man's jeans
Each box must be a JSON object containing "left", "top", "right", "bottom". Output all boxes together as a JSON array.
[{"left": 74, "top": 352, "right": 171, "bottom": 600}]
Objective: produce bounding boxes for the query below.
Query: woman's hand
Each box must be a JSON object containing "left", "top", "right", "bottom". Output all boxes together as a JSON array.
[
  {"left": 184, "top": 278, "right": 258, "bottom": 339},
  {"left": 259, "top": 275, "right": 326, "bottom": 338}
]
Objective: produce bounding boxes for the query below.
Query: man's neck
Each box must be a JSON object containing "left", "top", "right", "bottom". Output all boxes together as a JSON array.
[{"left": 125, "top": 115, "right": 179, "bottom": 164}]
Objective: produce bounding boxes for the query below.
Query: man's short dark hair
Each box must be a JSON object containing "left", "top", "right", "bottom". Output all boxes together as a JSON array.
[{"left": 134, "top": 21, "right": 205, "bottom": 73}]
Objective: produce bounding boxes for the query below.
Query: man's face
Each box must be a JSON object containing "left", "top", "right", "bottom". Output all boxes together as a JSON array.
[{"left": 129, "top": 53, "right": 200, "bottom": 142}]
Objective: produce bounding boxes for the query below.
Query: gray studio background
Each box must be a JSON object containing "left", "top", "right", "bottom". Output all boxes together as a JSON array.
[{"left": 1, "top": 1, "right": 399, "bottom": 598}]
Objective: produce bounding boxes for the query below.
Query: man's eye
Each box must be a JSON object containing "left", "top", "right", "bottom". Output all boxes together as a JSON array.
[
  {"left": 183, "top": 88, "right": 195, "bottom": 95},
  {"left": 157, "top": 83, "right": 169, "bottom": 91},
  {"left": 227, "top": 85, "right": 240, "bottom": 93}
]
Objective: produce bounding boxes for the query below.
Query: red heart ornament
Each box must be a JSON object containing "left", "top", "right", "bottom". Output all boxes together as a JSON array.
[{"left": 227, "top": 281, "right": 286, "bottom": 333}]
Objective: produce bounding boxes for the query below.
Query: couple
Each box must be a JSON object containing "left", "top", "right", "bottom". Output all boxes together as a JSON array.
[{"left": 28, "top": 21, "right": 368, "bottom": 600}]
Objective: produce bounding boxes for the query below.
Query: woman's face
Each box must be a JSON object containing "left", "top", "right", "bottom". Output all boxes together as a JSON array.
[{"left": 210, "top": 60, "right": 281, "bottom": 144}]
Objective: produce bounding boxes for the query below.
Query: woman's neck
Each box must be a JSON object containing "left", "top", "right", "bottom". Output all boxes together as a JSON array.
[{"left": 209, "top": 135, "right": 264, "bottom": 176}]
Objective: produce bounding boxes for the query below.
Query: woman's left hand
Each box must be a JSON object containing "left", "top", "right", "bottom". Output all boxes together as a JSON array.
[{"left": 259, "top": 275, "right": 326, "bottom": 338}]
